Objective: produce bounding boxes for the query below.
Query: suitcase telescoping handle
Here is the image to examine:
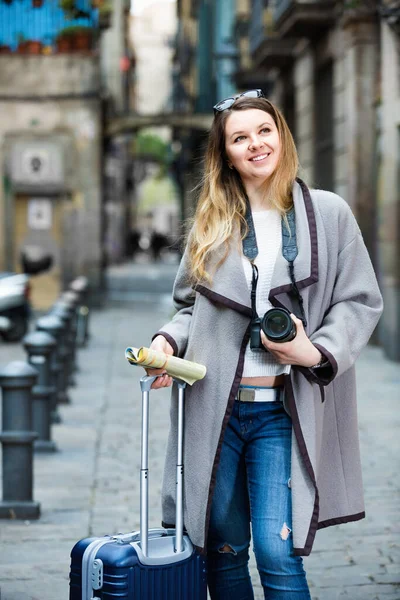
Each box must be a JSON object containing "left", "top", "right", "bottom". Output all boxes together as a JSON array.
[{"left": 139, "top": 375, "right": 186, "bottom": 557}]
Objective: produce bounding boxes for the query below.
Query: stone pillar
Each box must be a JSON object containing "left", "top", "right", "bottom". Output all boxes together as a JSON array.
[
  {"left": 342, "top": 10, "right": 380, "bottom": 265},
  {"left": 293, "top": 41, "right": 315, "bottom": 183},
  {"left": 377, "top": 21, "right": 400, "bottom": 361}
]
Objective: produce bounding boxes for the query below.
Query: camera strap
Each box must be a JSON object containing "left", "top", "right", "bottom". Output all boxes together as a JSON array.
[
  {"left": 281, "top": 209, "right": 307, "bottom": 328},
  {"left": 244, "top": 204, "right": 307, "bottom": 327},
  {"left": 250, "top": 263, "right": 259, "bottom": 319}
]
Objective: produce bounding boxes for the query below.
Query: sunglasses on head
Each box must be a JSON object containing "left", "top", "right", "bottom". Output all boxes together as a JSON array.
[{"left": 213, "top": 89, "right": 265, "bottom": 114}]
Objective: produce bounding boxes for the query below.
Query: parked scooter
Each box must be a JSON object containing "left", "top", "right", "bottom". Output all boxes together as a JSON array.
[{"left": 0, "top": 272, "right": 31, "bottom": 342}]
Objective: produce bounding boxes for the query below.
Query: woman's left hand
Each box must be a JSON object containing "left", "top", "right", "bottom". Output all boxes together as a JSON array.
[{"left": 260, "top": 314, "right": 321, "bottom": 367}]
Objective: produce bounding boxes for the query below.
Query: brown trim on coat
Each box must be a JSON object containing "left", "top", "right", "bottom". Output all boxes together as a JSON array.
[
  {"left": 284, "top": 375, "right": 320, "bottom": 557},
  {"left": 269, "top": 178, "right": 319, "bottom": 300},
  {"left": 152, "top": 331, "right": 179, "bottom": 357},
  {"left": 297, "top": 177, "right": 319, "bottom": 283},
  {"left": 319, "top": 384, "right": 325, "bottom": 404},
  {"left": 317, "top": 511, "right": 365, "bottom": 531},
  {"left": 202, "top": 324, "right": 252, "bottom": 554},
  {"left": 296, "top": 344, "right": 337, "bottom": 388},
  {"left": 195, "top": 284, "right": 253, "bottom": 317},
  {"left": 311, "top": 343, "right": 338, "bottom": 385}
]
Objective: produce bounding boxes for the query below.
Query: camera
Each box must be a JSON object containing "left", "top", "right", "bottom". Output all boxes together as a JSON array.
[{"left": 250, "top": 307, "right": 296, "bottom": 351}]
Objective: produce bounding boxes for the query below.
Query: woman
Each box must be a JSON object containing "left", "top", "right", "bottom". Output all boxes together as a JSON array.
[{"left": 147, "top": 90, "right": 383, "bottom": 599}]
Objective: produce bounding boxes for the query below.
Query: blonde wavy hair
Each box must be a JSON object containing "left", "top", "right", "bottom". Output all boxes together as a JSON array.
[{"left": 187, "top": 96, "right": 299, "bottom": 283}]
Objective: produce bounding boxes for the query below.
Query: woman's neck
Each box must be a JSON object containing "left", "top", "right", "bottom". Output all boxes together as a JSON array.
[{"left": 244, "top": 180, "right": 271, "bottom": 211}]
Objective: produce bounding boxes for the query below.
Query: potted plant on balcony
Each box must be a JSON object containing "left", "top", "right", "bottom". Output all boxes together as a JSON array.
[
  {"left": 98, "top": 1, "right": 112, "bottom": 28},
  {"left": 16, "top": 34, "right": 43, "bottom": 54},
  {"left": 26, "top": 40, "right": 43, "bottom": 54},
  {"left": 0, "top": 41, "right": 12, "bottom": 53},
  {"left": 56, "top": 25, "right": 93, "bottom": 52},
  {"left": 16, "top": 33, "right": 28, "bottom": 53},
  {"left": 55, "top": 30, "right": 72, "bottom": 53}
]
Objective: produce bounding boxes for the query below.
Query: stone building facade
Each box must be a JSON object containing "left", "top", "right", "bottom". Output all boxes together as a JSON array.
[
  {"left": 0, "top": 54, "right": 103, "bottom": 309},
  {"left": 0, "top": 0, "right": 134, "bottom": 308}
]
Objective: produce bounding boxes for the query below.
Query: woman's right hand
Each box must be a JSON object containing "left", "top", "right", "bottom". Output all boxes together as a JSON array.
[{"left": 146, "top": 335, "right": 174, "bottom": 389}]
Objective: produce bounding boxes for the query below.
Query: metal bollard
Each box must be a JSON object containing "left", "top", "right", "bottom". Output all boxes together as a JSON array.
[
  {"left": 59, "top": 293, "right": 80, "bottom": 375},
  {"left": 70, "top": 277, "right": 90, "bottom": 347},
  {"left": 23, "top": 331, "right": 58, "bottom": 453},
  {"left": 61, "top": 290, "right": 80, "bottom": 308},
  {"left": 36, "top": 314, "right": 68, "bottom": 414},
  {"left": 48, "top": 304, "right": 73, "bottom": 402},
  {"left": 51, "top": 301, "right": 76, "bottom": 388},
  {"left": 0, "top": 361, "right": 41, "bottom": 519},
  {"left": 76, "top": 305, "right": 90, "bottom": 348}
]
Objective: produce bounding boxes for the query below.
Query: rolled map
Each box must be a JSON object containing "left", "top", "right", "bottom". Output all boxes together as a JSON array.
[{"left": 125, "top": 346, "right": 206, "bottom": 386}]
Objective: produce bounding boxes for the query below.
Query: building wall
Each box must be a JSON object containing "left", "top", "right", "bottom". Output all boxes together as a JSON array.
[
  {"left": 332, "top": 35, "right": 348, "bottom": 202},
  {"left": 0, "top": 55, "right": 102, "bottom": 308},
  {"left": 293, "top": 41, "right": 315, "bottom": 184},
  {"left": 101, "top": 0, "right": 128, "bottom": 114},
  {"left": 378, "top": 21, "right": 400, "bottom": 360}
]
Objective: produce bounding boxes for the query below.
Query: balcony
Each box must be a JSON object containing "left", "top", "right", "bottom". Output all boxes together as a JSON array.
[
  {"left": 273, "top": 0, "right": 336, "bottom": 38},
  {"left": 234, "top": 68, "right": 274, "bottom": 93},
  {"left": 0, "top": 0, "right": 112, "bottom": 56},
  {"left": 252, "top": 37, "right": 297, "bottom": 69},
  {"left": 249, "top": 0, "right": 269, "bottom": 57},
  {"left": 249, "top": 0, "right": 297, "bottom": 69}
]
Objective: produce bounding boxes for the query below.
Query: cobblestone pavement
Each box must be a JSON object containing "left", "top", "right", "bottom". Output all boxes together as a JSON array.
[{"left": 0, "top": 261, "right": 399, "bottom": 600}]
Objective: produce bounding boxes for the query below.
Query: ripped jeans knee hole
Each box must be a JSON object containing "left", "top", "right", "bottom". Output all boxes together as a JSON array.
[{"left": 218, "top": 543, "right": 237, "bottom": 555}]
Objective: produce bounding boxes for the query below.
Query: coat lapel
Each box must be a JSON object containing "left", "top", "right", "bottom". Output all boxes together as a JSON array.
[
  {"left": 195, "top": 237, "right": 252, "bottom": 316},
  {"left": 269, "top": 178, "right": 319, "bottom": 303},
  {"left": 195, "top": 178, "right": 318, "bottom": 316}
]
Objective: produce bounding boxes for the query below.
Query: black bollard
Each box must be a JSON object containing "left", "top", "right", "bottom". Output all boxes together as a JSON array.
[
  {"left": 36, "top": 314, "right": 66, "bottom": 417},
  {"left": 51, "top": 301, "right": 76, "bottom": 388},
  {"left": 59, "top": 293, "right": 80, "bottom": 375},
  {"left": 23, "top": 331, "right": 58, "bottom": 453},
  {"left": 0, "top": 361, "right": 40, "bottom": 519},
  {"left": 61, "top": 290, "right": 80, "bottom": 309},
  {"left": 48, "top": 305, "right": 73, "bottom": 402},
  {"left": 70, "top": 277, "right": 90, "bottom": 347}
]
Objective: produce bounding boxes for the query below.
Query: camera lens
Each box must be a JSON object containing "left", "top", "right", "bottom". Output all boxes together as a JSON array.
[{"left": 261, "top": 308, "right": 296, "bottom": 343}]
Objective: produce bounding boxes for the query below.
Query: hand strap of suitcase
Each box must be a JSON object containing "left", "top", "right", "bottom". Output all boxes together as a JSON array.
[{"left": 140, "top": 375, "right": 186, "bottom": 557}]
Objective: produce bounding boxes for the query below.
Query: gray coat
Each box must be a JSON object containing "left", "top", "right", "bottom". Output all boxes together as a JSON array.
[{"left": 156, "top": 179, "right": 383, "bottom": 556}]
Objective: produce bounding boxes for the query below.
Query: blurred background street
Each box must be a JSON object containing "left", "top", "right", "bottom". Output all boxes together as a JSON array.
[{"left": 0, "top": 0, "right": 399, "bottom": 598}]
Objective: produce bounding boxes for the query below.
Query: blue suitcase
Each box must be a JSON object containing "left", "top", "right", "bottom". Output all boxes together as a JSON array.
[{"left": 69, "top": 375, "right": 208, "bottom": 600}]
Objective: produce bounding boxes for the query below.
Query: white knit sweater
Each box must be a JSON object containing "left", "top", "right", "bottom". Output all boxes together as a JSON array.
[{"left": 241, "top": 209, "right": 291, "bottom": 377}]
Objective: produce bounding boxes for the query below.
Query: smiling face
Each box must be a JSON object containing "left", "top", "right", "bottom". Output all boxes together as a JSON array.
[{"left": 224, "top": 108, "right": 281, "bottom": 187}]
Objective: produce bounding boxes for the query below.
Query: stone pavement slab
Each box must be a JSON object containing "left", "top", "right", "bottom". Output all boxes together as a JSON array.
[{"left": 0, "top": 287, "right": 399, "bottom": 600}]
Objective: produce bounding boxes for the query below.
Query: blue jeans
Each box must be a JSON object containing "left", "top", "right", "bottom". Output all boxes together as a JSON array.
[{"left": 207, "top": 399, "right": 311, "bottom": 600}]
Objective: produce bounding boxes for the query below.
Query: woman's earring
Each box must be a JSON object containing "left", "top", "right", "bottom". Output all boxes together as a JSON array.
[{"left": 227, "top": 162, "right": 233, "bottom": 170}]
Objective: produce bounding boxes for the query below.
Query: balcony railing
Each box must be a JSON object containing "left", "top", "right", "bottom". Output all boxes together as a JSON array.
[
  {"left": 273, "top": 0, "right": 336, "bottom": 37},
  {"left": 249, "top": 0, "right": 266, "bottom": 55},
  {"left": 0, "top": 0, "right": 112, "bottom": 56},
  {"left": 248, "top": 0, "right": 296, "bottom": 69},
  {"left": 274, "top": 0, "right": 293, "bottom": 23},
  {"left": 249, "top": 0, "right": 280, "bottom": 56}
]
